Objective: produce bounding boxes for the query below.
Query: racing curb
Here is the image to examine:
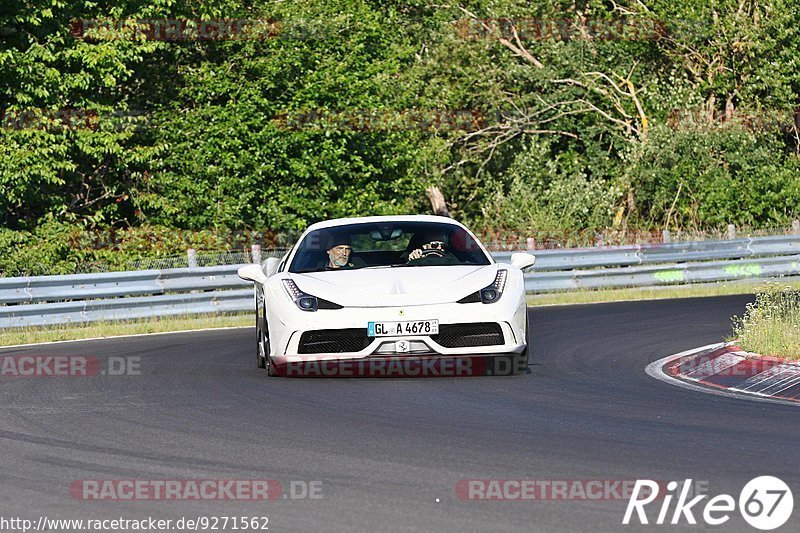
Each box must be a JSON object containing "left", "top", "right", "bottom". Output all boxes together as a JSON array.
[{"left": 651, "top": 342, "right": 800, "bottom": 404}]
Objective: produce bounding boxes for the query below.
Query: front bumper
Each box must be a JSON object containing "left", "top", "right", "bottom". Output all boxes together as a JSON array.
[{"left": 270, "top": 297, "right": 527, "bottom": 364}]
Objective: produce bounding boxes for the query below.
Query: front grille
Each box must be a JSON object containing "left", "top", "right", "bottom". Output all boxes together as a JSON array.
[
  {"left": 298, "top": 328, "right": 373, "bottom": 354},
  {"left": 432, "top": 323, "right": 504, "bottom": 348}
]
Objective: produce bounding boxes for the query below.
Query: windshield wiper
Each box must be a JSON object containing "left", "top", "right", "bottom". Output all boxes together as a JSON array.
[{"left": 357, "top": 265, "right": 395, "bottom": 270}]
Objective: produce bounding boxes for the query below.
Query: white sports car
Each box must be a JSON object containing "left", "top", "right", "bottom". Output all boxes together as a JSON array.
[{"left": 237, "top": 215, "right": 535, "bottom": 377}]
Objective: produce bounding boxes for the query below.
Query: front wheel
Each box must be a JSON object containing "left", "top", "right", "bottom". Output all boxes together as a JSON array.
[
  {"left": 256, "top": 315, "right": 267, "bottom": 369},
  {"left": 510, "top": 311, "right": 531, "bottom": 375},
  {"left": 255, "top": 289, "right": 275, "bottom": 375}
]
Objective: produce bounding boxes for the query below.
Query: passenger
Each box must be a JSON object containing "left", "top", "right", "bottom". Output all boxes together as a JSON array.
[{"left": 407, "top": 230, "right": 459, "bottom": 265}]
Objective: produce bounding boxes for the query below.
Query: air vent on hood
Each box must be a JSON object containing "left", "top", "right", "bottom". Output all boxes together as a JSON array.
[
  {"left": 317, "top": 298, "right": 343, "bottom": 310},
  {"left": 457, "top": 291, "right": 482, "bottom": 303}
]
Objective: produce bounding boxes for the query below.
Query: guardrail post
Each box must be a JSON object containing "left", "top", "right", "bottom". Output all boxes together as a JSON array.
[
  {"left": 793, "top": 220, "right": 800, "bottom": 235},
  {"left": 187, "top": 248, "right": 197, "bottom": 268},
  {"left": 662, "top": 229, "right": 671, "bottom": 243},
  {"left": 526, "top": 237, "right": 536, "bottom": 251},
  {"left": 251, "top": 244, "right": 262, "bottom": 264},
  {"left": 726, "top": 224, "right": 736, "bottom": 240}
]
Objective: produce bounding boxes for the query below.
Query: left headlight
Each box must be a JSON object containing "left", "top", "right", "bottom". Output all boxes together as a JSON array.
[{"left": 282, "top": 279, "right": 318, "bottom": 312}]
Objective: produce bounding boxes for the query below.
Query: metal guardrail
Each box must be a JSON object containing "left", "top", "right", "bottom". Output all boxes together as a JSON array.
[
  {"left": 1, "top": 234, "right": 799, "bottom": 328},
  {"left": 492, "top": 234, "right": 800, "bottom": 270},
  {"left": 523, "top": 254, "right": 800, "bottom": 292},
  {"left": 0, "top": 266, "right": 254, "bottom": 329},
  {"left": 492, "top": 234, "right": 800, "bottom": 292},
  {"left": 0, "top": 289, "right": 253, "bottom": 329},
  {"left": 0, "top": 265, "right": 245, "bottom": 305}
]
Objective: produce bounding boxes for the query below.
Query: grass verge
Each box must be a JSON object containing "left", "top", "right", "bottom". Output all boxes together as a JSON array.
[
  {"left": 731, "top": 282, "right": 800, "bottom": 361},
  {"left": 2, "top": 279, "right": 799, "bottom": 348},
  {"left": 0, "top": 313, "right": 252, "bottom": 347},
  {"left": 527, "top": 280, "right": 800, "bottom": 306}
]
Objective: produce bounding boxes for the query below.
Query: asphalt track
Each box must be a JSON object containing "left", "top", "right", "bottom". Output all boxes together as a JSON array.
[{"left": 1, "top": 294, "right": 799, "bottom": 532}]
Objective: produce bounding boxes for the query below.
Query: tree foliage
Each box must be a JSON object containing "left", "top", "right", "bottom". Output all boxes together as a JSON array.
[{"left": 1, "top": 0, "right": 798, "bottom": 256}]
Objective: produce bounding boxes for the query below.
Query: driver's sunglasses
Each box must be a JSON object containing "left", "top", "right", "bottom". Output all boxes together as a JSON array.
[{"left": 426, "top": 241, "right": 445, "bottom": 250}]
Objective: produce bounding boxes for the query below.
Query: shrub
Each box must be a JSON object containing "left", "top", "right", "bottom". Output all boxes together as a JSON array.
[
  {"left": 732, "top": 282, "right": 800, "bottom": 360},
  {"left": 0, "top": 221, "right": 278, "bottom": 276}
]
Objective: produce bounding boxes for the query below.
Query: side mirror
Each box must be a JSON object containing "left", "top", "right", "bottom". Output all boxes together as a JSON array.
[
  {"left": 238, "top": 264, "right": 268, "bottom": 284},
  {"left": 510, "top": 252, "right": 536, "bottom": 270},
  {"left": 263, "top": 257, "right": 280, "bottom": 277}
]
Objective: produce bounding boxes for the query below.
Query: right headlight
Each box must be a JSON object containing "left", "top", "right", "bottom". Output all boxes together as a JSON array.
[
  {"left": 457, "top": 270, "right": 508, "bottom": 304},
  {"left": 480, "top": 269, "right": 507, "bottom": 303}
]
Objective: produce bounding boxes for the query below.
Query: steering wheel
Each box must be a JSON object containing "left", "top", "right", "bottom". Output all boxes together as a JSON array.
[{"left": 419, "top": 248, "right": 445, "bottom": 258}]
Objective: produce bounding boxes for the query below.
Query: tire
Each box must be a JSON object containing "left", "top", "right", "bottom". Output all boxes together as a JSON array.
[
  {"left": 510, "top": 311, "right": 530, "bottom": 375},
  {"left": 265, "top": 330, "right": 277, "bottom": 376},
  {"left": 255, "top": 289, "right": 275, "bottom": 375},
  {"left": 256, "top": 314, "right": 267, "bottom": 369}
]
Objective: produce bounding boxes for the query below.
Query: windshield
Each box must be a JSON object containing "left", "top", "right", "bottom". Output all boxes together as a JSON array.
[{"left": 288, "top": 221, "right": 491, "bottom": 273}]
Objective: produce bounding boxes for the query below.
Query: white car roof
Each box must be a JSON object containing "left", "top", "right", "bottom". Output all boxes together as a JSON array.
[{"left": 304, "top": 215, "right": 468, "bottom": 232}]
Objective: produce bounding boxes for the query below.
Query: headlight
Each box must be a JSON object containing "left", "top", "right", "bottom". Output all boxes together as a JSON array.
[
  {"left": 480, "top": 269, "right": 507, "bottom": 304},
  {"left": 282, "top": 279, "right": 318, "bottom": 311}
]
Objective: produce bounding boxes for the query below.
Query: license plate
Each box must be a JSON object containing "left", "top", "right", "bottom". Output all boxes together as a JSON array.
[{"left": 367, "top": 320, "right": 439, "bottom": 337}]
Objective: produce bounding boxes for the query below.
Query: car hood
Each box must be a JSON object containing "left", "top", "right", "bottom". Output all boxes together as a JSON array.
[{"left": 289, "top": 264, "right": 498, "bottom": 307}]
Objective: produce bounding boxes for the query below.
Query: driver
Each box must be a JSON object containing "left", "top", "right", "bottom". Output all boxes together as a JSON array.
[
  {"left": 407, "top": 229, "right": 458, "bottom": 265},
  {"left": 325, "top": 235, "right": 362, "bottom": 269},
  {"left": 326, "top": 236, "right": 353, "bottom": 269}
]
